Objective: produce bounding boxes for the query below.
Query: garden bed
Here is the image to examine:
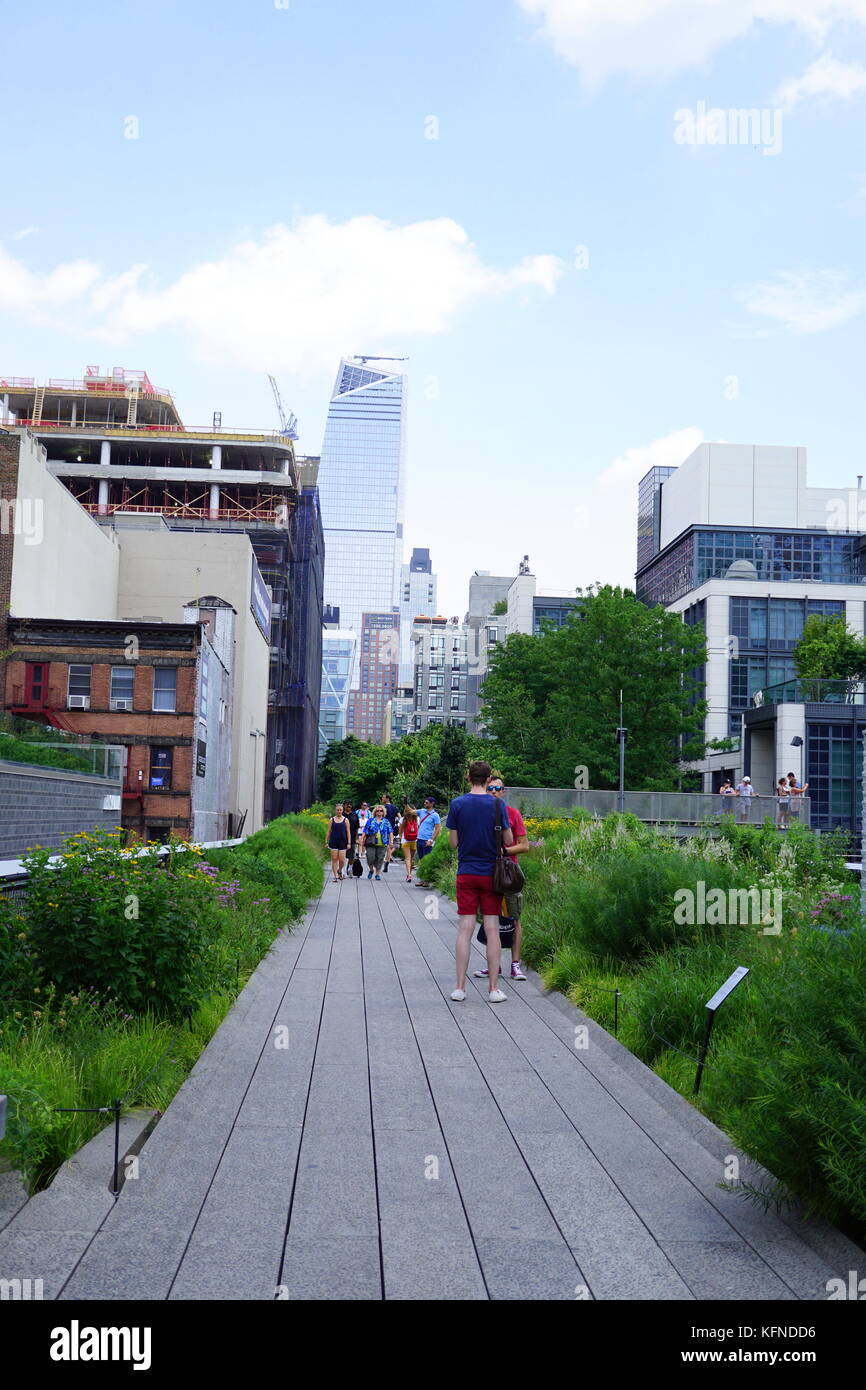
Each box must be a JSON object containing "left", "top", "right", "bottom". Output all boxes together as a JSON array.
[
  {"left": 416, "top": 811, "right": 866, "bottom": 1238},
  {"left": 0, "top": 815, "right": 326, "bottom": 1192}
]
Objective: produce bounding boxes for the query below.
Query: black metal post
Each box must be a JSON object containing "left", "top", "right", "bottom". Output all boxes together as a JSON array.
[
  {"left": 694, "top": 1011, "right": 715, "bottom": 1095},
  {"left": 111, "top": 1099, "right": 121, "bottom": 1196},
  {"left": 614, "top": 988, "right": 620, "bottom": 1037}
]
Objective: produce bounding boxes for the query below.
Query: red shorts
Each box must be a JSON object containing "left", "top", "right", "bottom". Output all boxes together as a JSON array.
[{"left": 456, "top": 873, "right": 501, "bottom": 917}]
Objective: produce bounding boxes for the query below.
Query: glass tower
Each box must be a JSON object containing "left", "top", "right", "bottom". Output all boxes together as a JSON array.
[{"left": 317, "top": 358, "right": 407, "bottom": 748}]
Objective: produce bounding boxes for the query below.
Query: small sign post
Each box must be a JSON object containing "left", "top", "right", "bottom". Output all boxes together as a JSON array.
[{"left": 694, "top": 966, "right": 749, "bottom": 1094}]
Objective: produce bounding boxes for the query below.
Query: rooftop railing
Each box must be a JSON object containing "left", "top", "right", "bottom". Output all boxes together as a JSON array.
[
  {"left": 509, "top": 786, "right": 811, "bottom": 827},
  {"left": 753, "top": 679, "right": 866, "bottom": 707}
]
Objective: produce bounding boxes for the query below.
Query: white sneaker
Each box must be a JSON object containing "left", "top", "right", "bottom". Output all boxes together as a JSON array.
[
  {"left": 450, "top": 988, "right": 466, "bottom": 1002},
  {"left": 511, "top": 961, "right": 527, "bottom": 980},
  {"left": 488, "top": 989, "right": 507, "bottom": 1003}
]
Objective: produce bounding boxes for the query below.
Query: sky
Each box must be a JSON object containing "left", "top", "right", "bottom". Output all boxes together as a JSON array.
[{"left": 2, "top": 0, "right": 866, "bottom": 615}]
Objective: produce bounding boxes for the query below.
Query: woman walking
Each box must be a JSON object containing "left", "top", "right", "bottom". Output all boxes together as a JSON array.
[
  {"left": 360, "top": 804, "right": 392, "bottom": 880},
  {"left": 776, "top": 777, "right": 790, "bottom": 829},
  {"left": 401, "top": 805, "right": 419, "bottom": 880},
  {"left": 325, "top": 804, "right": 350, "bottom": 881}
]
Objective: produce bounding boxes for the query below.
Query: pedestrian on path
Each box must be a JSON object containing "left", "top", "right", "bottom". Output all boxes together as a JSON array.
[
  {"left": 474, "top": 771, "right": 529, "bottom": 982},
  {"left": 382, "top": 791, "right": 399, "bottom": 872},
  {"left": 401, "top": 805, "right": 419, "bottom": 880},
  {"left": 414, "top": 796, "right": 441, "bottom": 869},
  {"left": 325, "top": 805, "right": 350, "bottom": 880},
  {"left": 343, "top": 801, "right": 360, "bottom": 863},
  {"left": 361, "top": 804, "right": 392, "bottom": 879},
  {"left": 447, "top": 760, "right": 513, "bottom": 1004}
]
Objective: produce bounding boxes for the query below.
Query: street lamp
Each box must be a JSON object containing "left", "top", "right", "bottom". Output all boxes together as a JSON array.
[
  {"left": 790, "top": 735, "right": 804, "bottom": 790},
  {"left": 616, "top": 689, "right": 627, "bottom": 814}
]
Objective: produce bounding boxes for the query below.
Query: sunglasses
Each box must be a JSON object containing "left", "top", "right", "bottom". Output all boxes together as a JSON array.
[{"left": 488, "top": 784, "right": 504, "bottom": 792}]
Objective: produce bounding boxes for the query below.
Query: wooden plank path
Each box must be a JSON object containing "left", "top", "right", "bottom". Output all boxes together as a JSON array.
[{"left": 4, "top": 870, "right": 860, "bottom": 1300}]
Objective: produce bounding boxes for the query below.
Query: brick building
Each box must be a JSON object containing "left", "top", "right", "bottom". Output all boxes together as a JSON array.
[{"left": 4, "top": 612, "right": 233, "bottom": 843}]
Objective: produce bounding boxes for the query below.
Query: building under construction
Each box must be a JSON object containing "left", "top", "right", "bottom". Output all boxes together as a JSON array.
[{"left": 0, "top": 368, "right": 324, "bottom": 812}]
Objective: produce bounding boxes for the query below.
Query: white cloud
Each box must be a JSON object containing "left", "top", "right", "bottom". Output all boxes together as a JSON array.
[
  {"left": 0, "top": 215, "right": 564, "bottom": 374},
  {"left": 773, "top": 50, "right": 866, "bottom": 109},
  {"left": 596, "top": 426, "right": 705, "bottom": 492},
  {"left": 738, "top": 268, "right": 866, "bottom": 333},
  {"left": 10, "top": 226, "right": 39, "bottom": 241},
  {"left": 516, "top": 1, "right": 866, "bottom": 84}
]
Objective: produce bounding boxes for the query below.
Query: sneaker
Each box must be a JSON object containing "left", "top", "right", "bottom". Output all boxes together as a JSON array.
[
  {"left": 450, "top": 988, "right": 466, "bottom": 1002},
  {"left": 375, "top": 874, "right": 381, "bottom": 880},
  {"left": 473, "top": 966, "right": 490, "bottom": 977},
  {"left": 367, "top": 870, "right": 373, "bottom": 879},
  {"left": 511, "top": 961, "right": 527, "bottom": 980},
  {"left": 488, "top": 989, "right": 507, "bottom": 1003}
]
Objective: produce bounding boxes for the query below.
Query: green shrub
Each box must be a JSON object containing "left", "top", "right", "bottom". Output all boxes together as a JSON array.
[{"left": 20, "top": 831, "right": 223, "bottom": 1019}]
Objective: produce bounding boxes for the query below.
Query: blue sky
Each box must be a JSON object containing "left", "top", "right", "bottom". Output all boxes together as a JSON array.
[{"left": 2, "top": 0, "right": 866, "bottom": 613}]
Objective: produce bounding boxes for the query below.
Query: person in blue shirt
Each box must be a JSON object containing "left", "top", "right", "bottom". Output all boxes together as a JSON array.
[
  {"left": 359, "top": 804, "right": 392, "bottom": 880},
  {"left": 381, "top": 792, "right": 400, "bottom": 872},
  {"left": 446, "top": 760, "right": 513, "bottom": 1003},
  {"left": 414, "top": 797, "right": 441, "bottom": 864}
]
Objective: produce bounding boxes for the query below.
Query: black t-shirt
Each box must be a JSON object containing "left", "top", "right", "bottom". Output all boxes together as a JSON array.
[
  {"left": 346, "top": 811, "right": 360, "bottom": 843},
  {"left": 384, "top": 803, "right": 398, "bottom": 827}
]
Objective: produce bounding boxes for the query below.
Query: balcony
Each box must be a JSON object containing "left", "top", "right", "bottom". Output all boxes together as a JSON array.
[{"left": 754, "top": 679, "right": 866, "bottom": 707}]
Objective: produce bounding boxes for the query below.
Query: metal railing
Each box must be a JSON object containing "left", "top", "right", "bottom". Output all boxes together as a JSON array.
[
  {"left": 754, "top": 678, "right": 866, "bottom": 706},
  {"left": 0, "top": 736, "right": 125, "bottom": 781},
  {"left": 509, "top": 786, "right": 811, "bottom": 827}
]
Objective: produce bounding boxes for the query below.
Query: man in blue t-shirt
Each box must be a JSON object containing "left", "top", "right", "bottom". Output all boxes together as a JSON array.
[
  {"left": 415, "top": 797, "right": 441, "bottom": 862},
  {"left": 446, "top": 760, "right": 513, "bottom": 1004}
]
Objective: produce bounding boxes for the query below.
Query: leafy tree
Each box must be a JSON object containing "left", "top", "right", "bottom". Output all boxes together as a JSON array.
[
  {"left": 480, "top": 584, "right": 707, "bottom": 791},
  {"left": 492, "top": 599, "right": 508, "bottom": 615},
  {"left": 793, "top": 614, "right": 866, "bottom": 682}
]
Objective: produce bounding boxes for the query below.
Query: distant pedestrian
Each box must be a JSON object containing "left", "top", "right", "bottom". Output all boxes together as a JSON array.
[
  {"left": 447, "top": 760, "right": 513, "bottom": 1004},
  {"left": 401, "top": 805, "right": 419, "bottom": 880},
  {"left": 361, "top": 804, "right": 392, "bottom": 880},
  {"left": 415, "top": 796, "right": 441, "bottom": 867},
  {"left": 325, "top": 805, "right": 350, "bottom": 881},
  {"left": 735, "top": 775, "right": 758, "bottom": 821},
  {"left": 787, "top": 773, "right": 808, "bottom": 821},
  {"left": 382, "top": 791, "right": 399, "bottom": 872},
  {"left": 475, "top": 771, "right": 529, "bottom": 981},
  {"left": 776, "top": 778, "right": 790, "bottom": 829},
  {"left": 343, "top": 801, "right": 360, "bottom": 862}
]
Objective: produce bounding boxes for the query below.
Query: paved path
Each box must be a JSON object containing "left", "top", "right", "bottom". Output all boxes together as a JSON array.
[{"left": 5, "top": 870, "right": 860, "bottom": 1300}]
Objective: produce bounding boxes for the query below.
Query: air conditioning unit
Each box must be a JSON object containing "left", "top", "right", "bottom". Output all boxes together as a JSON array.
[
  {"left": 68, "top": 695, "right": 90, "bottom": 709},
  {"left": 112, "top": 699, "right": 132, "bottom": 711}
]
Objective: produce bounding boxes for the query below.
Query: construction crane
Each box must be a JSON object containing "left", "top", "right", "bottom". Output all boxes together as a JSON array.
[
  {"left": 354, "top": 355, "right": 409, "bottom": 365},
  {"left": 267, "top": 375, "right": 298, "bottom": 439}
]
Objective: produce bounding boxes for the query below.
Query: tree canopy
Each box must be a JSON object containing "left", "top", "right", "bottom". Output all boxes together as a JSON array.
[
  {"left": 793, "top": 614, "right": 866, "bottom": 682},
  {"left": 479, "top": 584, "right": 708, "bottom": 791}
]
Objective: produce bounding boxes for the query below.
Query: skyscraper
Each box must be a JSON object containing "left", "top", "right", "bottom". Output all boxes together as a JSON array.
[
  {"left": 398, "top": 547, "right": 438, "bottom": 685},
  {"left": 317, "top": 357, "right": 408, "bottom": 747}
]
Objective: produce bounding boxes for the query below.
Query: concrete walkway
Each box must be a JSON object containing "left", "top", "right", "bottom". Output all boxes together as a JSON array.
[{"left": 4, "top": 870, "right": 860, "bottom": 1300}]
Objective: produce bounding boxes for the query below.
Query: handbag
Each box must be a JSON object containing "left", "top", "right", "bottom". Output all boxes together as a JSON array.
[
  {"left": 477, "top": 915, "right": 516, "bottom": 949},
  {"left": 351, "top": 857, "right": 363, "bottom": 878},
  {"left": 492, "top": 799, "right": 525, "bottom": 894}
]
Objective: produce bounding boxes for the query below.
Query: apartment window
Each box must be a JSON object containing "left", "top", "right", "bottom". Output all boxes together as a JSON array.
[
  {"left": 428, "top": 695, "right": 443, "bottom": 710},
  {"left": 450, "top": 695, "right": 461, "bottom": 711},
  {"left": 486, "top": 627, "right": 499, "bottom": 645},
  {"left": 110, "top": 666, "right": 135, "bottom": 708},
  {"left": 429, "top": 673, "right": 444, "bottom": 689},
  {"left": 152, "top": 667, "right": 177, "bottom": 712},
  {"left": 452, "top": 656, "right": 461, "bottom": 670},
  {"left": 451, "top": 676, "right": 462, "bottom": 691},
  {"left": 149, "top": 747, "right": 173, "bottom": 790},
  {"left": 67, "top": 665, "right": 92, "bottom": 706}
]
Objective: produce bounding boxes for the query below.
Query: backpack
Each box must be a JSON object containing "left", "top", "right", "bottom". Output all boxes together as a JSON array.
[{"left": 352, "top": 857, "right": 364, "bottom": 877}]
